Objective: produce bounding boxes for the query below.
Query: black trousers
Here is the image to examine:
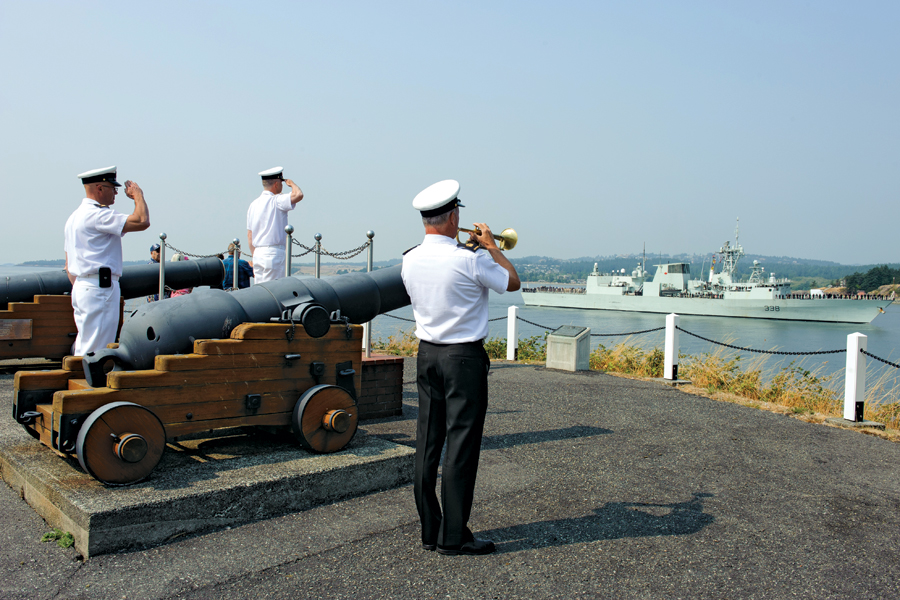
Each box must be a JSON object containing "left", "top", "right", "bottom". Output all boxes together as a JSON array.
[{"left": 415, "top": 340, "right": 490, "bottom": 548}]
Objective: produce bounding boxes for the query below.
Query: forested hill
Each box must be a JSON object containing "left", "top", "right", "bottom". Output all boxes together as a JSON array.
[
  {"left": 510, "top": 254, "right": 900, "bottom": 292},
  {"left": 843, "top": 265, "right": 900, "bottom": 294}
]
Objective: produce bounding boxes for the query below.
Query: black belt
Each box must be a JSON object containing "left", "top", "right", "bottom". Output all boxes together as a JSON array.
[{"left": 420, "top": 339, "right": 484, "bottom": 348}]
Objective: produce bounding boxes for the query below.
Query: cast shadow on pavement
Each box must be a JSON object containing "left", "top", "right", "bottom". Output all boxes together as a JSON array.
[
  {"left": 481, "top": 425, "right": 612, "bottom": 450},
  {"left": 367, "top": 424, "right": 611, "bottom": 450},
  {"left": 484, "top": 492, "right": 715, "bottom": 554}
]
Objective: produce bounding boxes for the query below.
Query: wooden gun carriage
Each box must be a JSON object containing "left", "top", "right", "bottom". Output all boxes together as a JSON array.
[
  {"left": 14, "top": 322, "right": 363, "bottom": 485},
  {"left": 11, "top": 265, "right": 410, "bottom": 485}
]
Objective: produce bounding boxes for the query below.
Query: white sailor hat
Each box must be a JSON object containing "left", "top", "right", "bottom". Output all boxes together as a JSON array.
[
  {"left": 259, "top": 166, "right": 285, "bottom": 181},
  {"left": 413, "top": 179, "right": 465, "bottom": 218},
  {"left": 77, "top": 166, "right": 121, "bottom": 187}
]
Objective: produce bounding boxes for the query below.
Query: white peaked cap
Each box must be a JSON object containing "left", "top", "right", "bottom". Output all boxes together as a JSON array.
[
  {"left": 412, "top": 180, "right": 464, "bottom": 217},
  {"left": 258, "top": 166, "right": 284, "bottom": 179},
  {"left": 77, "top": 166, "right": 121, "bottom": 186}
]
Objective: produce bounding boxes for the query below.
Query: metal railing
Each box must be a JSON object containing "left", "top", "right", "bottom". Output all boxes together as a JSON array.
[{"left": 152, "top": 228, "right": 376, "bottom": 296}]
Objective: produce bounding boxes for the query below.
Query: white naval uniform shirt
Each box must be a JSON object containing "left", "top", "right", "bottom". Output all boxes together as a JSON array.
[
  {"left": 246, "top": 191, "right": 295, "bottom": 248},
  {"left": 64, "top": 198, "right": 128, "bottom": 277},
  {"left": 401, "top": 234, "right": 510, "bottom": 344}
]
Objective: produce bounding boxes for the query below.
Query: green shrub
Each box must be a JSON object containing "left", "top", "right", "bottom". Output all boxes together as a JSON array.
[{"left": 484, "top": 333, "right": 547, "bottom": 362}]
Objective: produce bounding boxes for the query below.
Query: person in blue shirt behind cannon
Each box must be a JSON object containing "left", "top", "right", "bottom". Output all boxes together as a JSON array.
[{"left": 223, "top": 242, "right": 254, "bottom": 289}]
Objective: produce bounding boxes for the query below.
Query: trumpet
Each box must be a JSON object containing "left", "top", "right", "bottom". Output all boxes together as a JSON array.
[{"left": 457, "top": 226, "right": 518, "bottom": 251}]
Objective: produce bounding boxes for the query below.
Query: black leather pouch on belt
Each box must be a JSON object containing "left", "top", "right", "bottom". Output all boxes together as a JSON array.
[{"left": 98, "top": 267, "right": 112, "bottom": 288}]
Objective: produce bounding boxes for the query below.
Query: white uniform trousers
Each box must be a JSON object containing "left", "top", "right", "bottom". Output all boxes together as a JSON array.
[
  {"left": 252, "top": 246, "right": 286, "bottom": 284},
  {"left": 71, "top": 278, "right": 120, "bottom": 356}
]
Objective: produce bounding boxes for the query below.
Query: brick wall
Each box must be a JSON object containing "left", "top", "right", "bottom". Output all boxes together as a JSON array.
[{"left": 358, "top": 354, "right": 404, "bottom": 420}]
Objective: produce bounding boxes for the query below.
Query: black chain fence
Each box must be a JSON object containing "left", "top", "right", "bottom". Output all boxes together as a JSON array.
[
  {"left": 861, "top": 349, "right": 900, "bottom": 369},
  {"left": 515, "top": 316, "right": 550, "bottom": 329},
  {"left": 592, "top": 326, "right": 666, "bottom": 337},
  {"left": 515, "top": 315, "right": 665, "bottom": 337},
  {"left": 675, "top": 326, "right": 845, "bottom": 356},
  {"left": 381, "top": 314, "right": 509, "bottom": 324},
  {"left": 381, "top": 313, "right": 416, "bottom": 323},
  {"left": 381, "top": 313, "right": 662, "bottom": 338}
]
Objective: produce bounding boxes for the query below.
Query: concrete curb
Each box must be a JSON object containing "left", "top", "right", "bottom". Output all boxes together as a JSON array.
[{"left": 824, "top": 416, "right": 886, "bottom": 431}]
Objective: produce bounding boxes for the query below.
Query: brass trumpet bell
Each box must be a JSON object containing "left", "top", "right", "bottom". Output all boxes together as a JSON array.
[{"left": 457, "top": 227, "right": 518, "bottom": 251}]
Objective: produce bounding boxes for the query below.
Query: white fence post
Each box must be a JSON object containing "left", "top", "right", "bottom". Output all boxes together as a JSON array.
[
  {"left": 664, "top": 313, "right": 679, "bottom": 380},
  {"left": 507, "top": 306, "right": 519, "bottom": 361},
  {"left": 843, "top": 332, "right": 867, "bottom": 421}
]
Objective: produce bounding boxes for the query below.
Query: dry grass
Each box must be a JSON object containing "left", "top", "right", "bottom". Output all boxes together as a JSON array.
[
  {"left": 679, "top": 346, "right": 900, "bottom": 431},
  {"left": 864, "top": 369, "right": 900, "bottom": 429},
  {"left": 371, "top": 328, "right": 419, "bottom": 356},
  {"left": 589, "top": 339, "right": 664, "bottom": 378}
]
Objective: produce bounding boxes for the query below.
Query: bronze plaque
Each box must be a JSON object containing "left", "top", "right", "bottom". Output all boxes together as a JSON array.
[{"left": 0, "top": 319, "right": 33, "bottom": 340}]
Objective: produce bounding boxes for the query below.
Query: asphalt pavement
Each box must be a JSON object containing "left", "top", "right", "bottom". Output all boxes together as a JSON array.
[{"left": 2, "top": 358, "right": 899, "bottom": 599}]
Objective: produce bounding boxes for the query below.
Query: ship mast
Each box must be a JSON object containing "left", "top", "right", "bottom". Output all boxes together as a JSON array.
[{"left": 718, "top": 217, "right": 744, "bottom": 283}]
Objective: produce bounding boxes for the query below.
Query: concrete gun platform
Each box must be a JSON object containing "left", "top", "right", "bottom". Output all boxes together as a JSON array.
[{"left": 0, "top": 392, "right": 414, "bottom": 558}]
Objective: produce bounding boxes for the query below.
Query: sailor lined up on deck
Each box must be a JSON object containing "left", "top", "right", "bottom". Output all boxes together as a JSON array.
[
  {"left": 246, "top": 167, "right": 304, "bottom": 284},
  {"left": 64, "top": 166, "right": 150, "bottom": 356}
]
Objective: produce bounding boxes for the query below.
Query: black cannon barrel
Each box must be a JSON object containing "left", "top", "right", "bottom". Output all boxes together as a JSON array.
[
  {"left": 118, "top": 258, "right": 225, "bottom": 298},
  {"left": 83, "top": 264, "right": 411, "bottom": 386},
  {"left": 0, "top": 270, "right": 72, "bottom": 308},
  {"left": 0, "top": 258, "right": 225, "bottom": 309}
]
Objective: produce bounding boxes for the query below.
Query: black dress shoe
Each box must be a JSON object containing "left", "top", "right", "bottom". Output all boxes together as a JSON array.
[
  {"left": 436, "top": 538, "right": 496, "bottom": 556},
  {"left": 422, "top": 543, "right": 436, "bottom": 551}
]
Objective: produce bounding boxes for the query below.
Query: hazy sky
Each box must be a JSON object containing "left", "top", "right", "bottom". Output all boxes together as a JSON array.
[{"left": 1, "top": 1, "right": 897, "bottom": 266}]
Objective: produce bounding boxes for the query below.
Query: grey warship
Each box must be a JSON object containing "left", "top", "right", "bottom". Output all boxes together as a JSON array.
[{"left": 521, "top": 222, "right": 892, "bottom": 324}]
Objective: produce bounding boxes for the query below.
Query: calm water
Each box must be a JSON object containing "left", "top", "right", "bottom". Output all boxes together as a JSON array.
[{"left": 5, "top": 266, "right": 897, "bottom": 393}]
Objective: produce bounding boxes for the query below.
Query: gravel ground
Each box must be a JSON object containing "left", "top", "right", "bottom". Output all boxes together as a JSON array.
[{"left": 1, "top": 358, "right": 899, "bottom": 599}]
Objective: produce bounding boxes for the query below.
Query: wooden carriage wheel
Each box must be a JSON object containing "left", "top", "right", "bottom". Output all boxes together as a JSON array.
[
  {"left": 75, "top": 401, "right": 166, "bottom": 485},
  {"left": 292, "top": 385, "right": 358, "bottom": 453}
]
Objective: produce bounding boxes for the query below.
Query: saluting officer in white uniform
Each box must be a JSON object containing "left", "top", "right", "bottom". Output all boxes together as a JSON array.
[
  {"left": 401, "top": 180, "right": 520, "bottom": 556},
  {"left": 246, "top": 166, "right": 304, "bottom": 284},
  {"left": 64, "top": 166, "right": 150, "bottom": 356}
]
